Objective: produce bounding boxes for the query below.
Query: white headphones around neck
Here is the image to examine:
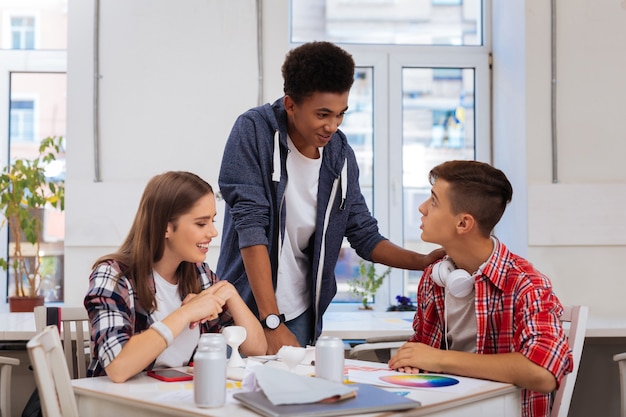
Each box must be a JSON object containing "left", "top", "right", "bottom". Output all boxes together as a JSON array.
[{"left": 430, "top": 259, "right": 474, "bottom": 298}]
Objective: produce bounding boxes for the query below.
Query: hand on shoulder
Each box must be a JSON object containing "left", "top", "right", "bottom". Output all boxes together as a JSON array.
[{"left": 423, "top": 247, "right": 446, "bottom": 268}]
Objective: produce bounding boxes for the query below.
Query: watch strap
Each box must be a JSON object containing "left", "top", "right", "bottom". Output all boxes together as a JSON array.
[{"left": 261, "top": 313, "right": 286, "bottom": 329}]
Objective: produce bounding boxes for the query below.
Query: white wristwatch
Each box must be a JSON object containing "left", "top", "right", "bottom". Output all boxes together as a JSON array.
[{"left": 261, "top": 313, "right": 286, "bottom": 330}]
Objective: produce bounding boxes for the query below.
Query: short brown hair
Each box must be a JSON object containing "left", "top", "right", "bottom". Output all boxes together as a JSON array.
[{"left": 429, "top": 160, "right": 513, "bottom": 237}]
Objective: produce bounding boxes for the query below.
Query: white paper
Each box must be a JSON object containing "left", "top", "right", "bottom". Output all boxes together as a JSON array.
[{"left": 253, "top": 365, "right": 357, "bottom": 405}]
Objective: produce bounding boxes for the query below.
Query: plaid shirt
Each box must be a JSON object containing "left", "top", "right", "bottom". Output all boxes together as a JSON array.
[
  {"left": 410, "top": 238, "right": 573, "bottom": 417},
  {"left": 84, "top": 260, "right": 232, "bottom": 377}
]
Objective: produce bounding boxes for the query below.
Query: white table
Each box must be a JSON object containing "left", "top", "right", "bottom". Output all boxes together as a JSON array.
[
  {"left": 321, "top": 311, "right": 415, "bottom": 340},
  {"left": 71, "top": 359, "right": 521, "bottom": 417},
  {"left": 321, "top": 310, "right": 626, "bottom": 339},
  {"left": 0, "top": 312, "right": 36, "bottom": 341},
  {"left": 3, "top": 310, "right": 626, "bottom": 341}
]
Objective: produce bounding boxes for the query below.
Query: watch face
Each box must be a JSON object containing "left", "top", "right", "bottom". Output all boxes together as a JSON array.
[{"left": 266, "top": 314, "right": 280, "bottom": 329}]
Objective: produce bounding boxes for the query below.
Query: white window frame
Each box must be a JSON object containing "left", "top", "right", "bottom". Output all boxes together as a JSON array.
[
  {"left": 0, "top": 49, "right": 66, "bottom": 311},
  {"left": 387, "top": 48, "right": 491, "bottom": 306},
  {"left": 324, "top": 41, "right": 491, "bottom": 310}
]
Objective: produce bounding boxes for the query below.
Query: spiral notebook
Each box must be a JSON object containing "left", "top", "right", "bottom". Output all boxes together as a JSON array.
[{"left": 233, "top": 383, "right": 420, "bottom": 417}]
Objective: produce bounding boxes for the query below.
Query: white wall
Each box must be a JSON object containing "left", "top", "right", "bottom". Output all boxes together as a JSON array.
[
  {"left": 66, "top": 0, "right": 626, "bottom": 325},
  {"left": 65, "top": 0, "right": 263, "bottom": 305},
  {"left": 516, "top": 0, "right": 626, "bottom": 320}
]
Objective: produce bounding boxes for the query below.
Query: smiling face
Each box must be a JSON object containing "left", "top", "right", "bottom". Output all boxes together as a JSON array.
[
  {"left": 418, "top": 178, "right": 460, "bottom": 247},
  {"left": 164, "top": 193, "right": 218, "bottom": 265},
  {"left": 284, "top": 91, "right": 349, "bottom": 158}
]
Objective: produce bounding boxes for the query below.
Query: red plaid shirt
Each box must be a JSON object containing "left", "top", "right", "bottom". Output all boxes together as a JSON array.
[{"left": 410, "top": 238, "right": 573, "bottom": 417}]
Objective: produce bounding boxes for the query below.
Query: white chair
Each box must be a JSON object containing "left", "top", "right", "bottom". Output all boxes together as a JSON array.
[
  {"left": 347, "top": 305, "right": 588, "bottom": 417},
  {"left": 613, "top": 351, "right": 626, "bottom": 417},
  {"left": 27, "top": 325, "right": 80, "bottom": 417},
  {"left": 34, "top": 306, "right": 91, "bottom": 379},
  {"left": 348, "top": 334, "right": 407, "bottom": 362},
  {"left": 551, "top": 305, "right": 589, "bottom": 417},
  {"left": 0, "top": 355, "right": 20, "bottom": 417}
]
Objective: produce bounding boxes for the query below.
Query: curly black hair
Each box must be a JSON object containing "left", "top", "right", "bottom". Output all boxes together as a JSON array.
[{"left": 281, "top": 41, "right": 355, "bottom": 104}]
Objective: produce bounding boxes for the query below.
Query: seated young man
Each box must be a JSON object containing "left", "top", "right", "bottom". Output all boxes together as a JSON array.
[{"left": 388, "top": 160, "right": 572, "bottom": 417}]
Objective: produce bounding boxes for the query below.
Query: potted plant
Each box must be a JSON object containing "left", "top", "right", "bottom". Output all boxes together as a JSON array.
[
  {"left": 387, "top": 295, "right": 417, "bottom": 311},
  {"left": 0, "top": 136, "right": 65, "bottom": 312},
  {"left": 347, "top": 260, "right": 392, "bottom": 310}
]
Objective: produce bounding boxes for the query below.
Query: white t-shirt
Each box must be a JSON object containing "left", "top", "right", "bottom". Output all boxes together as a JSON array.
[
  {"left": 275, "top": 136, "right": 322, "bottom": 321},
  {"left": 445, "top": 240, "right": 496, "bottom": 352},
  {"left": 152, "top": 270, "right": 199, "bottom": 368},
  {"left": 445, "top": 289, "right": 477, "bottom": 352}
]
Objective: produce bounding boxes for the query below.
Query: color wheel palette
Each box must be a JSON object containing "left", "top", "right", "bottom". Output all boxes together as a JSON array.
[{"left": 379, "top": 374, "right": 460, "bottom": 388}]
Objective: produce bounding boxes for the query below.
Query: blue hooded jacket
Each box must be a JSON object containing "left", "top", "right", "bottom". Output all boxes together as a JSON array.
[{"left": 217, "top": 98, "right": 386, "bottom": 341}]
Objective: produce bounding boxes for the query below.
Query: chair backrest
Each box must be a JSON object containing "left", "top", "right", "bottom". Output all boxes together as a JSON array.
[
  {"left": 551, "top": 305, "right": 589, "bottom": 417},
  {"left": 34, "top": 306, "right": 91, "bottom": 379},
  {"left": 0, "top": 356, "right": 20, "bottom": 417},
  {"left": 347, "top": 305, "right": 588, "bottom": 417},
  {"left": 347, "top": 334, "right": 408, "bottom": 362},
  {"left": 27, "top": 325, "right": 80, "bottom": 417},
  {"left": 613, "top": 352, "right": 626, "bottom": 417}
]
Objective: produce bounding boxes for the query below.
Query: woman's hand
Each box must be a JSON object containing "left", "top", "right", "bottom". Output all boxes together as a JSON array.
[
  {"left": 182, "top": 282, "right": 229, "bottom": 328},
  {"left": 212, "top": 280, "right": 239, "bottom": 301}
]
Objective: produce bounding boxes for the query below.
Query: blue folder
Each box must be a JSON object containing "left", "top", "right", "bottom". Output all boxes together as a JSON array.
[{"left": 233, "top": 383, "right": 420, "bottom": 417}]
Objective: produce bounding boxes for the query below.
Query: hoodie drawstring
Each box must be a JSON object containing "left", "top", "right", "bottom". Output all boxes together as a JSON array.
[
  {"left": 314, "top": 157, "right": 348, "bottom": 339},
  {"left": 340, "top": 159, "right": 347, "bottom": 210},
  {"left": 272, "top": 130, "right": 281, "bottom": 182}
]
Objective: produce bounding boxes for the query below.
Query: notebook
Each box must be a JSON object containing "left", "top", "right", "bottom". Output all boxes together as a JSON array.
[{"left": 233, "top": 383, "right": 420, "bottom": 417}]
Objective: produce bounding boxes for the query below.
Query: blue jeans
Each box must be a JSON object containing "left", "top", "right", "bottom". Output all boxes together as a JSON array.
[{"left": 285, "top": 307, "right": 314, "bottom": 347}]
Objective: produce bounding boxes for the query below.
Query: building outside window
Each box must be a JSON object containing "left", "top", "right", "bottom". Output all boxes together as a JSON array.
[
  {"left": 10, "top": 16, "right": 35, "bottom": 49},
  {"left": 9, "top": 99, "right": 36, "bottom": 142}
]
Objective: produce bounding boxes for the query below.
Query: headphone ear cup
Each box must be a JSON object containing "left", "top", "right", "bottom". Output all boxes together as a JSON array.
[
  {"left": 431, "top": 259, "right": 455, "bottom": 288},
  {"left": 446, "top": 269, "right": 474, "bottom": 298},
  {"left": 431, "top": 259, "right": 474, "bottom": 297}
]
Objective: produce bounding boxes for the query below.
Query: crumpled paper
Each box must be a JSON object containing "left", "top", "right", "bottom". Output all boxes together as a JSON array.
[{"left": 249, "top": 365, "right": 357, "bottom": 405}]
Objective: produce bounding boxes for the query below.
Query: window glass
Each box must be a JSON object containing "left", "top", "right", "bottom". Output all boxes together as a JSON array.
[
  {"left": 343, "top": 67, "right": 374, "bottom": 200},
  {"left": 333, "top": 67, "right": 375, "bottom": 303},
  {"left": 291, "top": 0, "right": 482, "bottom": 46},
  {"left": 401, "top": 67, "right": 475, "bottom": 299},
  {"left": 7, "top": 72, "right": 66, "bottom": 303}
]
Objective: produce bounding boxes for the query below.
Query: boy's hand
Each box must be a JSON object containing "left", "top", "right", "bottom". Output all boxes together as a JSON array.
[{"left": 388, "top": 341, "right": 442, "bottom": 374}]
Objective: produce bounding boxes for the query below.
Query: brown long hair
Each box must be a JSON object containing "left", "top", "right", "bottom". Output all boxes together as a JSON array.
[{"left": 93, "top": 171, "right": 214, "bottom": 312}]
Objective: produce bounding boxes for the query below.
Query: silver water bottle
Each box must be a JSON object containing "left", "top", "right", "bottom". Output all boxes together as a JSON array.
[
  {"left": 194, "top": 333, "right": 227, "bottom": 408},
  {"left": 315, "top": 336, "right": 345, "bottom": 383}
]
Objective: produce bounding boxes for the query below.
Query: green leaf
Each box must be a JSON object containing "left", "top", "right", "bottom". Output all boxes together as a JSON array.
[
  {"left": 346, "top": 260, "right": 392, "bottom": 308},
  {"left": 0, "top": 136, "right": 65, "bottom": 297}
]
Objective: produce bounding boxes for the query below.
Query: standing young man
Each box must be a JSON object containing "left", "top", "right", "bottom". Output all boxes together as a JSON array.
[
  {"left": 388, "top": 160, "right": 572, "bottom": 417},
  {"left": 217, "top": 41, "right": 443, "bottom": 354}
]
